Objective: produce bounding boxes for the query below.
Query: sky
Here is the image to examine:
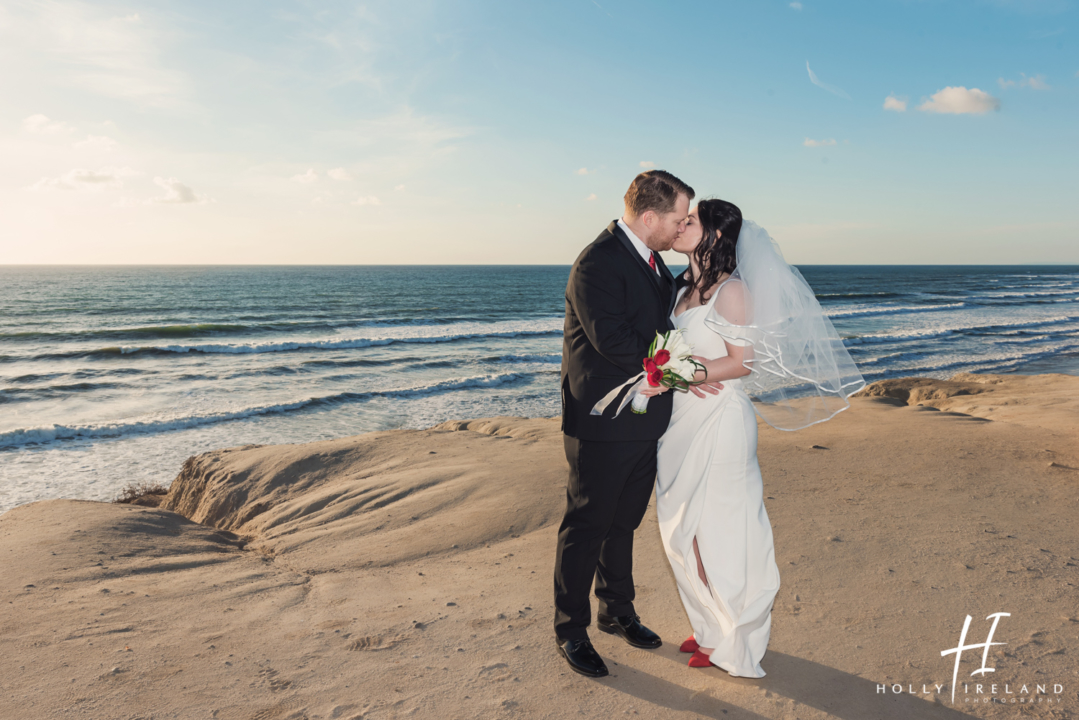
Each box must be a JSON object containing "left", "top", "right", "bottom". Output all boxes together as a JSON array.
[{"left": 0, "top": 0, "right": 1076, "bottom": 265}]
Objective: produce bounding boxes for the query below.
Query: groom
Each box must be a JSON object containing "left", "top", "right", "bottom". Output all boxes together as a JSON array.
[{"left": 554, "top": 170, "right": 711, "bottom": 677}]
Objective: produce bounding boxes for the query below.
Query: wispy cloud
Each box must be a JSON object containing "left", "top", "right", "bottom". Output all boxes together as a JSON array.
[
  {"left": 575, "top": 167, "right": 591, "bottom": 175},
  {"left": 316, "top": 107, "right": 471, "bottom": 177},
  {"left": 883, "top": 95, "right": 908, "bottom": 112},
  {"left": 4, "top": 4, "right": 192, "bottom": 110},
  {"left": 806, "top": 61, "right": 851, "bottom": 99},
  {"left": 327, "top": 168, "right": 353, "bottom": 181},
  {"left": 351, "top": 196, "right": 381, "bottom": 206},
  {"left": 918, "top": 86, "right": 1000, "bottom": 114},
  {"left": 150, "top": 177, "right": 210, "bottom": 204},
  {"left": 291, "top": 169, "right": 318, "bottom": 184},
  {"left": 73, "top": 134, "right": 118, "bottom": 150},
  {"left": 998, "top": 73, "right": 1050, "bottom": 90},
  {"left": 803, "top": 138, "right": 837, "bottom": 147},
  {"left": 639, "top": 161, "right": 655, "bottom": 168},
  {"left": 28, "top": 166, "right": 138, "bottom": 191},
  {"left": 790, "top": 2, "right": 803, "bottom": 9},
  {"left": 586, "top": 193, "right": 597, "bottom": 201},
  {"left": 23, "top": 114, "right": 72, "bottom": 134},
  {"left": 591, "top": 0, "right": 613, "bottom": 18}
]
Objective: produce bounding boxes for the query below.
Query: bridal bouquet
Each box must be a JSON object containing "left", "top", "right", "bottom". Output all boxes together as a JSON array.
[
  {"left": 590, "top": 330, "right": 705, "bottom": 418},
  {"left": 633, "top": 330, "right": 704, "bottom": 413}
]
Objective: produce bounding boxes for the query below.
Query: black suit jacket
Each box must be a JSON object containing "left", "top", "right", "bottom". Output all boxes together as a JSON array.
[{"left": 561, "top": 221, "right": 678, "bottom": 442}]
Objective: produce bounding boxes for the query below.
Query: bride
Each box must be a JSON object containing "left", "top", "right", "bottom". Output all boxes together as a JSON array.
[{"left": 639, "top": 199, "right": 864, "bottom": 676}]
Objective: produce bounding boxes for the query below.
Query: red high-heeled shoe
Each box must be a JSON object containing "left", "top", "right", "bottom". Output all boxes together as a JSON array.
[
  {"left": 679, "top": 636, "right": 700, "bottom": 654},
  {"left": 688, "top": 649, "right": 711, "bottom": 668}
]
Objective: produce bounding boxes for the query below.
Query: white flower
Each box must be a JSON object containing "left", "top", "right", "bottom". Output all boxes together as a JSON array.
[
  {"left": 673, "top": 358, "right": 697, "bottom": 380},
  {"left": 660, "top": 329, "right": 694, "bottom": 362}
]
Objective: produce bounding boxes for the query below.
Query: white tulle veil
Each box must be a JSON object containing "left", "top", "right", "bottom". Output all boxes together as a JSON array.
[{"left": 703, "top": 219, "right": 866, "bottom": 431}]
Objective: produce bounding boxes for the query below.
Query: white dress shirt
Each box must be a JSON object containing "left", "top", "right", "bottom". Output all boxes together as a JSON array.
[{"left": 617, "top": 219, "right": 659, "bottom": 275}]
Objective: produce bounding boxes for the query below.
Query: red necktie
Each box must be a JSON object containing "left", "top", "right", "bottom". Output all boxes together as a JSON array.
[{"left": 648, "top": 252, "right": 657, "bottom": 272}]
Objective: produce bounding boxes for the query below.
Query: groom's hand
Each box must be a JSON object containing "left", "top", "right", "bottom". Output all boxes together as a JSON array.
[{"left": 689, "top": 381, "right": 723, "bottom": 397}]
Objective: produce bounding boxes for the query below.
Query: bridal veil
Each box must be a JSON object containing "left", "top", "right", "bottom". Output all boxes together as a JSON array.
[{"left": 704, "top": 220, "right": 866, "bottom": 431}]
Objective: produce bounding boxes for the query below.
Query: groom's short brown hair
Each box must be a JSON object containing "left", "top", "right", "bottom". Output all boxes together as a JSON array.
[{"left": 624, "top": 170, "right": 695, "bottom": 218}]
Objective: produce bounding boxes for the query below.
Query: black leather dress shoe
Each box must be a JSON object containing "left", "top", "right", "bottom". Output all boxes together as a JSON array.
[
  {"left": 556, "top": 638, "right": 609, "bottom": 678},
  {"left": 597, "top": 613, "right": 662, "bottom": 649}
]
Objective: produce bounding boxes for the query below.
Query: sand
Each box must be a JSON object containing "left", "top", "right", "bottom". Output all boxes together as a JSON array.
[{"left": 1, "top": 373, "right": 1077, "bottom": 719}]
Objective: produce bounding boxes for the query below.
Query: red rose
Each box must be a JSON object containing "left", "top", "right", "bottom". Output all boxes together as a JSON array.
[
  {"left": 643, "top": 357, "right": 657, "bottom": 373},
  {"left": 648, "top": 369, "right": 664, "bottom": 387},
  {"left": 653, "top": 349, "right": 671, "bottom": 366}
]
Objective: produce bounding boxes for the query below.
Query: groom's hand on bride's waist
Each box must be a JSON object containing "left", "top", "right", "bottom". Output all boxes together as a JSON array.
[{"left": 689, "top": 381, "right": 723, "bottom": 397}]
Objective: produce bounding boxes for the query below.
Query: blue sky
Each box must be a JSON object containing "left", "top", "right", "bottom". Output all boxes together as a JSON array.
[{"left": 1, "top": 0, "right": 1076, "bottom": 264}]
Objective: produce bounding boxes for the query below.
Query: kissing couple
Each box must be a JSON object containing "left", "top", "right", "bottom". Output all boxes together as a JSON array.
[{"left": 554, "top": 170, "right": 864, "bottom": 677}]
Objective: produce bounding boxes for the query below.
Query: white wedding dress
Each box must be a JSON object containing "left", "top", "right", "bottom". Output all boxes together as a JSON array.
[{"left": 656, "top": 281, "right": 781, "bottom": 678}]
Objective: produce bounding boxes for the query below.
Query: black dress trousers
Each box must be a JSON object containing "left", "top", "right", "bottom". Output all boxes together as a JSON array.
[{"left": 553, "top": 435, "right": 658, "bottom": 641}]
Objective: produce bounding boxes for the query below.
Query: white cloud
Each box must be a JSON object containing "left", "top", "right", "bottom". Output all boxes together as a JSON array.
[
  {"left": 806, "top": 61, "right": 851, "bottom": 100},
  {"left": 327, "top": 167, "right": 352, "bottom": 181},
  {"left": 73, "top": 134, "right": 118, "bottom": 150},
  {"left": 575, "top": 167, "right": 591, "bottom": 175},
  {"left": 803, "top": 138, "right": 837, "bottom": 147},
  {"left": 999, "top": 73, "right": 1050, "bottom": 90},
  {"left": 23, "top": 114, "right": 72, "bottom": 134},
  {"left": 918, "top": 86, "right": 1000, "bottom": 114},
  {"left": 394, "top": 184, "right": 406, "bottom": 191},
  {"left": 586, "top": 193, "right": 597, "bottom": 201},
  {"left": 291, "top": 168, "right": 318, "bottom": 184},
  {"left": 790, "top": 2, "right": 803, "bottom": 9},
  {"left": 351, "top": 196, "right": 381, "bottom": 206},
  {"left": 28, "top": 166, "right": 139, "bottom": 191},
  {"left": 150, "top": 176, "right": 210, "bottom": 204},
  {"left": 883, "top": 95, "right": 907, "bottom": 112},
  {"left": 639, "top": 161, "right": 655, "bottom": 168}
]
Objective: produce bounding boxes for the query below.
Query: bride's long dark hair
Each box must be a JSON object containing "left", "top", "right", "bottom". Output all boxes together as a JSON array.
[{"left": 685, "top": 198, "right": 743, "bottom": 304}]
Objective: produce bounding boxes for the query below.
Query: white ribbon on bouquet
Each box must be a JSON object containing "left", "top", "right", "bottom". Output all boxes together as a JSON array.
[{"left": 589, "top": 372, "right": 651, "bottom": 419}]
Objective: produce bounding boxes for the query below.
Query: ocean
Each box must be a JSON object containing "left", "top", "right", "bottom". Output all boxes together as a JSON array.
[{"left": 1, "top": 264, "right": 1077, "bottom": 514}]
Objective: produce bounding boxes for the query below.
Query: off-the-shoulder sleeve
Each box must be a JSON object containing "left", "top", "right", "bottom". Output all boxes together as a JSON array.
[{"left": 704, "top": 279, "right": 755, "bottom": 347}]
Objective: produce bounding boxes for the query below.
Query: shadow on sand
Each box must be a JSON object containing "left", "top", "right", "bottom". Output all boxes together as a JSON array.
[{"left": 603, "top": 647, "right": 980, "bottom": 719}]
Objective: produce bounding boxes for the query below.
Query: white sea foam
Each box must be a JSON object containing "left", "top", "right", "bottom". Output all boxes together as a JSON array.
[
  {"left": 978, "top": 289, "right": 1079, "bottom": 299},
  {"left": 826, "top": 303, "right": 965, "bottom": 319},
  {"left": 843, "top": 315, "right": 1077, "bottom": 346},
  {"left": 0, "top": 371, "right": 539, "bottom": 450},
  {"left": 115, "top": 319, "right": 563, "bottom": 356},
  {"left": 493, "top": 353, "right": 562, "bottom": 364},
  {"left": 876, "top": 341, "right": 1079, "bottom": 379}
]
